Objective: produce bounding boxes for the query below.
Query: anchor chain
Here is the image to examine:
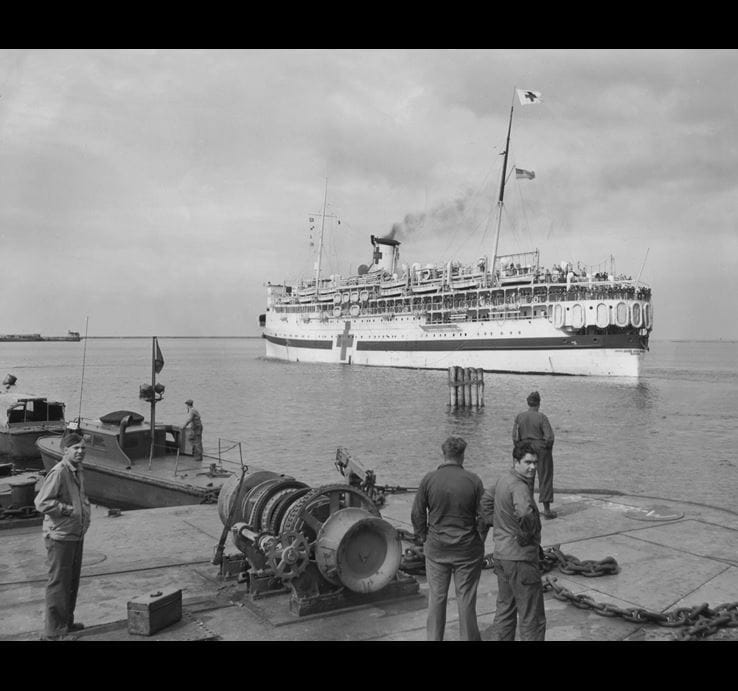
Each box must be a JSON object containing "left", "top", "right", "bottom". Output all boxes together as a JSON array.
[
  {"left": 539, "top": 545, "right": 620, "bottom": 577},
  {"left": 544, "top": 577, "right": 738, "bottom": 640}
]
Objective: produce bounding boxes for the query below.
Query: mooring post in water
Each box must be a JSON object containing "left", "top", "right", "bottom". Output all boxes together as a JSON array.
[
  {"left": 458, "top": 367, "right": 466, "bottom": 407},
  {"left": 448, "top": 366, "right": 484, "bottom": 408}
]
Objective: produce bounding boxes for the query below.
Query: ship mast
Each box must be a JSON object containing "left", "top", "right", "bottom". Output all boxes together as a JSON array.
[
  {"left": 314, "top": 177, "right": 328, "bottom": 292},
  {"left": 491, "top": 91, "right": 516, "bottom": 286}
]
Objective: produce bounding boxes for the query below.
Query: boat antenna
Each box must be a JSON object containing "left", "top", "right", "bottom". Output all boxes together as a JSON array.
[
  {"left": 76, "top": 316, "right": 90, "bottom": 423},
  {"left": 314, "top": 176, "right": 328, "bottom": 292},
  {"left": 491, "top": 90, "right": 516, "bottom": 285}
]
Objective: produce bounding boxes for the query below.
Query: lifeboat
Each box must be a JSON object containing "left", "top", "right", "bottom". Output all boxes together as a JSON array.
[
  {"left": 631, "top": 302, "right": 643, "bottom": 328},
  {"left": 570, "top": 303, "right": 584, "bottom": 329},
  {"left": 615, "top": 301, "right": 629, "bottom": 327},
  {"left": 596, "top": 303, "right": 609, "bottom": 329},
  {"left": 643, "top": 302, "right": 653, "bottom": 329},
  {"left": 553, "top": 303, "right": 564, "bottom": 329}
]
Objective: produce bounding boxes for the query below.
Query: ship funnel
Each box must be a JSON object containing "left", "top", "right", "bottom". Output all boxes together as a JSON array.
[
  {"left": 370, "top": 235, "right": 401, "bottom": 274},
  {"left": 315, "top": 507, "right": 402, "bottom": 593}
]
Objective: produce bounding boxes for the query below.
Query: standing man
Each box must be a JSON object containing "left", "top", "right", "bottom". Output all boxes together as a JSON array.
[
  {"left": 481, "top": 441, "right": 546, "bottom": 641},
  {"left": 34, "top": 433, "right": 91, "bottom": 641},
  {"left": 512, "top": 391, "right": 556, "bottom": 518},
  {"left": 183, "top": 399, "right": 203, "bottom": 462},
  {"left": 411, "top": 436, "right": 485, "bottom": 641}
]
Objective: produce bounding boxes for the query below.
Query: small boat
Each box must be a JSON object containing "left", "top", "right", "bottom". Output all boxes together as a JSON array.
[
  {"left": 0, "top": 387, "right": 66, "bottom": 468},
  {"left": 35, "top": 337, "right": 235, "bottom": 510},
  {"left": 35, "top": 409, "right": 233, "bottom": 510}
]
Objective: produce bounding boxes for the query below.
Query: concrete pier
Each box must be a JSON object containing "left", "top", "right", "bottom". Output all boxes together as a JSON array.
[{"left": 1, "top": 491, "right": 736, "bottom": 642}]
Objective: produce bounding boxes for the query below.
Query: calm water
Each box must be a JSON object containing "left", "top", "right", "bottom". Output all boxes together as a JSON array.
[{"left": 3, "top": 338, "right": 737, "bottom": 512}]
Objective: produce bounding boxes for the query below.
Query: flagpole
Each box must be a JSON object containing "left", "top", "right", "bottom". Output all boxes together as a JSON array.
[
  {"left": 149, "top": 336, "right": 156, "bottom": 467},
  {"left": 491, "top": 89, "right": 516, "bottom": 286},
  {"left": 314, "top": 176, "right": 328, "bottom": 296}
]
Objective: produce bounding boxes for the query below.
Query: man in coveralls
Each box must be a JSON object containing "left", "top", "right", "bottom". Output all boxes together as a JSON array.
[
  {"left": 512, "top": 391, "right": 556, "bottom": 519},
  {"left": 481, "top": 441, "right": 546, "bottom": 641}
]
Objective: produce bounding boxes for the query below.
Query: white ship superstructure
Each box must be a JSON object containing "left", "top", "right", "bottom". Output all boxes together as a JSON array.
[{"left": 263, "top": 236, "right": 652, "bottom": 376}]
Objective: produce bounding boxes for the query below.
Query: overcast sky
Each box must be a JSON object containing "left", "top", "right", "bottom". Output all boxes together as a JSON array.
[{"left": 1, "top": 49, "right": 735, "bottom": 340}]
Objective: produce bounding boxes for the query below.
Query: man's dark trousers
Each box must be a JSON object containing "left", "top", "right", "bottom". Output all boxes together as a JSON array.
[
  {"left": 44, "top": 537, "right": 84, "bottom": 637},
  {"left": 425, "top": 550, "right": 483, "bottom": 641}
]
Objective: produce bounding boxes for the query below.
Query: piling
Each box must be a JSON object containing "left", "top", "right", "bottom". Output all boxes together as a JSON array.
[{"left": 448, "top": 367, "right": 484, "bottom": 408}]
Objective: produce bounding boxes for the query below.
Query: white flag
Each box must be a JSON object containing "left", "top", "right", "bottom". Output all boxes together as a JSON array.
[{"left": 516, "top": 89, "right": 543, "bottom": 105}]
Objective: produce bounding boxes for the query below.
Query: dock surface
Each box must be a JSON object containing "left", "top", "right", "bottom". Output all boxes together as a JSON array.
[{"left": 1, "top": 490, "right": 736, "bottom": 642}]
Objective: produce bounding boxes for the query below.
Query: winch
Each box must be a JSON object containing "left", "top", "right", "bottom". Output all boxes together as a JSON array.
[{"left": 216, "top": 468, "right": 419, "bottom": 615}]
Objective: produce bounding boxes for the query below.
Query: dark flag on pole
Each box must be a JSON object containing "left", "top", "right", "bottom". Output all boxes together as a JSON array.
[{"left": 154, "top": 337, "right": 165, "bottom": 374}]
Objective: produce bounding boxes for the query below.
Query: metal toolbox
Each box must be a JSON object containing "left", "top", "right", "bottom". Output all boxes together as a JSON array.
[{"left": 127, "top": 588, "right": 182, "bottom": 636}]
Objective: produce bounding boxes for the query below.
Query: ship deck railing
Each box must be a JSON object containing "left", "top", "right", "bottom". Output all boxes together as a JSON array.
[{"left": 273, "top": 282, "right": 652, "bottom": 314}]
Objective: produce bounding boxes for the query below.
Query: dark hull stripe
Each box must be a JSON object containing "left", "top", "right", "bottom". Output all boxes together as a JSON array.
[
  {"left": 263, "top": 334, "right": 333, "bottom": 349},
  {"left": 264, "top": 333, "right": 646, "bottom": 352}
]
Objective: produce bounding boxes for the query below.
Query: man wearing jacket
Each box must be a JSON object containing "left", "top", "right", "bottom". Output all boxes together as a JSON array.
[
  {"left": 34, "top": 433, "right": 91, "bottom": 641},
  {"left": 411, "top": 436, "right": 485, "bottom": 641},
  {"left": 481, "top": 441, "right": 546, "bottom": 641}
]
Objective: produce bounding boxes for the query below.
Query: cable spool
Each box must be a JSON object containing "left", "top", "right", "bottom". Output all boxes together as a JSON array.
[
  {"left": 217, "top": 470, "right": 281, "bottom": 527},
  {"left": 333, "top": 306, "right": 342, "bottom": 317},
  {"left": 359, "top": 290, "right": 369, "bottom": 303},
  {"left": 333, "top": 293, "right": 341, "bottom": 305}
]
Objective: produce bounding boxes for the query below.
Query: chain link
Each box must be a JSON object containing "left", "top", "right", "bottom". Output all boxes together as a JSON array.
[{"left": 544, "top": 577, "right": 738, "bottom": 640}]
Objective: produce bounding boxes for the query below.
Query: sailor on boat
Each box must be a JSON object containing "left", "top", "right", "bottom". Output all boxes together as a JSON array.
[{"left": 182, "top": 399, "right": 203, "bottom": 462}]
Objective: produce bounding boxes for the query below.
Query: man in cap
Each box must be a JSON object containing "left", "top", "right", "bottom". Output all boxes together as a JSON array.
[
  {"left": 182, "top": 399, "right": 203, "bottom": 462},
  {"left": 512, "top": 391, "right": 556, "bottom": 518},
  {"left": 34, "top": 432, "right": 92, "bottom": 640},
  {"left": 411, "top": 436, "right": 485, "bottom": 640},
  {"left": 481, "top": 441, "right": 546, "bottom": 640}
]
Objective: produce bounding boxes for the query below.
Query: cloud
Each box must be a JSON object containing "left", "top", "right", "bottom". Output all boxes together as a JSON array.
[{"left": 0, "top": 49, "right": 736, "bottom": 339}]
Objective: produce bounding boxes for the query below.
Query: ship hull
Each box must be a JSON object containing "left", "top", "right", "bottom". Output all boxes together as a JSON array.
[{"left": 263, "top": 315, "right": 646, "bottom": 377}]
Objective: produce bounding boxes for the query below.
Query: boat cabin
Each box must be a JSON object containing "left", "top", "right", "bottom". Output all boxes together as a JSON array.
[
  {"left": 79, "top": 410, "right": 185, "bottom": 463},
  {"left": 0, "top": 394, "right": 65, "bottom": 429}
]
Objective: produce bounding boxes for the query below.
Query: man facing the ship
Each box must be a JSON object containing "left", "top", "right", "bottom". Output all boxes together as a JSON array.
[
  {"left": 481, "top": 441, "right": 546, "bottom": 641},
  {"left": 34, "top": 432, "right": 91, "bottom": 641},
  {"left": 411, "top": 436, "right": 485, "bottom": 641},
  {"left": 182, "top": 399, "right": 203, "bottom": 462},
  {"left": 512, "top": 391, "right": 556, "bottom": 519}
]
